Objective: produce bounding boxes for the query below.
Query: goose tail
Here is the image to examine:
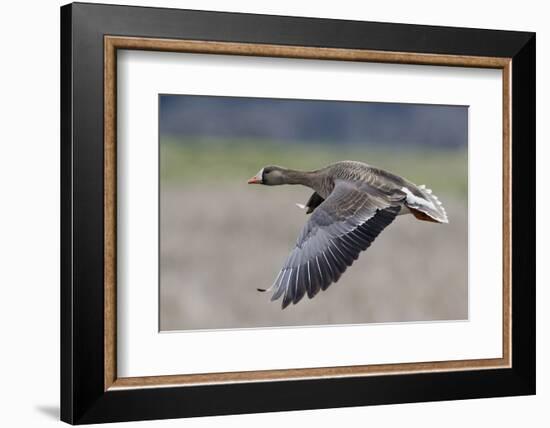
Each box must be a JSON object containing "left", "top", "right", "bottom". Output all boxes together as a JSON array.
[{"left": 402, "top": 185, "right": 449, "bottom": 224}]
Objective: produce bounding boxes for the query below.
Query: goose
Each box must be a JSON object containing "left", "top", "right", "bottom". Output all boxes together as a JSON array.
[{"left": 248, "top": 160, "right": 448, "bottom": 309}]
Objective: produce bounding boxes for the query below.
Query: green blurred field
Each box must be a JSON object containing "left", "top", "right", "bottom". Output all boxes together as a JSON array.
[{"left": 160, "top": 137, "right": 468, "bottom": 199}]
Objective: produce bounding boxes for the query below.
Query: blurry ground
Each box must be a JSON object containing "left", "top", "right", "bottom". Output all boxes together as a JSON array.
[{"left": 159, "top": 139, "right": 468, "bottom": 331}]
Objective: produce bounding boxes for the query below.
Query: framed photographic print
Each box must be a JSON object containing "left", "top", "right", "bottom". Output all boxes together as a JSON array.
[{"left": 60, "top": 2, "right": 536, "bottom": 424}]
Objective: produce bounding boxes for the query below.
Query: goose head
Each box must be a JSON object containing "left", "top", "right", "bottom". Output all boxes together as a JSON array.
[{"left": 247, "top": 166, "right": 288, "bottom": 185}]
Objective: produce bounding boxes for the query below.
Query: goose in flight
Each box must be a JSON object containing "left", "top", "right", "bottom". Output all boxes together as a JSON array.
[{"left": 248, "top": 160, "right": 448, "bottom": 309}]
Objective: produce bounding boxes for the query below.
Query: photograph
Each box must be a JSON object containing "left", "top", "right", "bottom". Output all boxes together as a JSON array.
[
  {"left": 57, "top": 3, "right": 536, "bottom": 424},
  {"left": 159, "top": 94, "right": 468, "bottom": 331}
]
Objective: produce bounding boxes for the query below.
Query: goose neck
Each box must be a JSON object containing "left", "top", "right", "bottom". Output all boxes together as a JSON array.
[{"left": 283, "top": 169, "right": 316, "bottom": 187}]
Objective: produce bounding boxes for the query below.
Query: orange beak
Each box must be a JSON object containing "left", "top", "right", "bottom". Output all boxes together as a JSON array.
[
  {"left": 247, "top": 176, "right": 262, "bottom": 184},
  {"left": 247, "top": 170, "right": 263, "bottom": 184}
]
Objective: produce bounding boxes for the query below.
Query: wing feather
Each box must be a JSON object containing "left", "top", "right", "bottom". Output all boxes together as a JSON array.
[{"left": 270, "top": 180, "right": 403, "bottom": 308}]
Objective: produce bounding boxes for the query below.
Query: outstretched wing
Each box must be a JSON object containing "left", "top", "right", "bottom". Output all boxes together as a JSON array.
[{"left": 266, "top": 180, "right": 404, "bottom": 308}]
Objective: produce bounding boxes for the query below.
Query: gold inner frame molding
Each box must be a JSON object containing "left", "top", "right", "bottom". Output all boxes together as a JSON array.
[{"left": 104, "top": 35, "right": 512, "bottom": 391}]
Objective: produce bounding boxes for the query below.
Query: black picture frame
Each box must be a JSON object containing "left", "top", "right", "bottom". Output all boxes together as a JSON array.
[{"left": 61, "top": 2, "right": 535, "bottom": 424}]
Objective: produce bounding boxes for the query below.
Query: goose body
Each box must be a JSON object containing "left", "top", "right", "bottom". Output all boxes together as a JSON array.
[{"left": 248, "top": 160, "right": 448, "bottom": 309}]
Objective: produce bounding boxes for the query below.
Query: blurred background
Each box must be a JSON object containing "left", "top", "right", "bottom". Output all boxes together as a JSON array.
[{"left": 159, "top": 94, "right": 468, "bottom": 331}]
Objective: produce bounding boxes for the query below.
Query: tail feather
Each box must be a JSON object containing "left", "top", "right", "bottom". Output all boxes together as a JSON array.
[
  {"left": 402, "top": 186, "right": 449, "bottom": 224},
  {"left": 409, "top": 207, "right": 441, "bottom": 223}
]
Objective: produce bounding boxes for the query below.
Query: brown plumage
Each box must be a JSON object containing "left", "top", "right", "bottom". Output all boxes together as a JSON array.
[{"left": 248, "top": 160, "right": 448, "bottom": 309}]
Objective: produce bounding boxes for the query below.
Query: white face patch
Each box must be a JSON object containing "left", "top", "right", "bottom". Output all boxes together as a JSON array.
[{"left": 254, "top": 168, "right": 264, "bottom": 182}]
